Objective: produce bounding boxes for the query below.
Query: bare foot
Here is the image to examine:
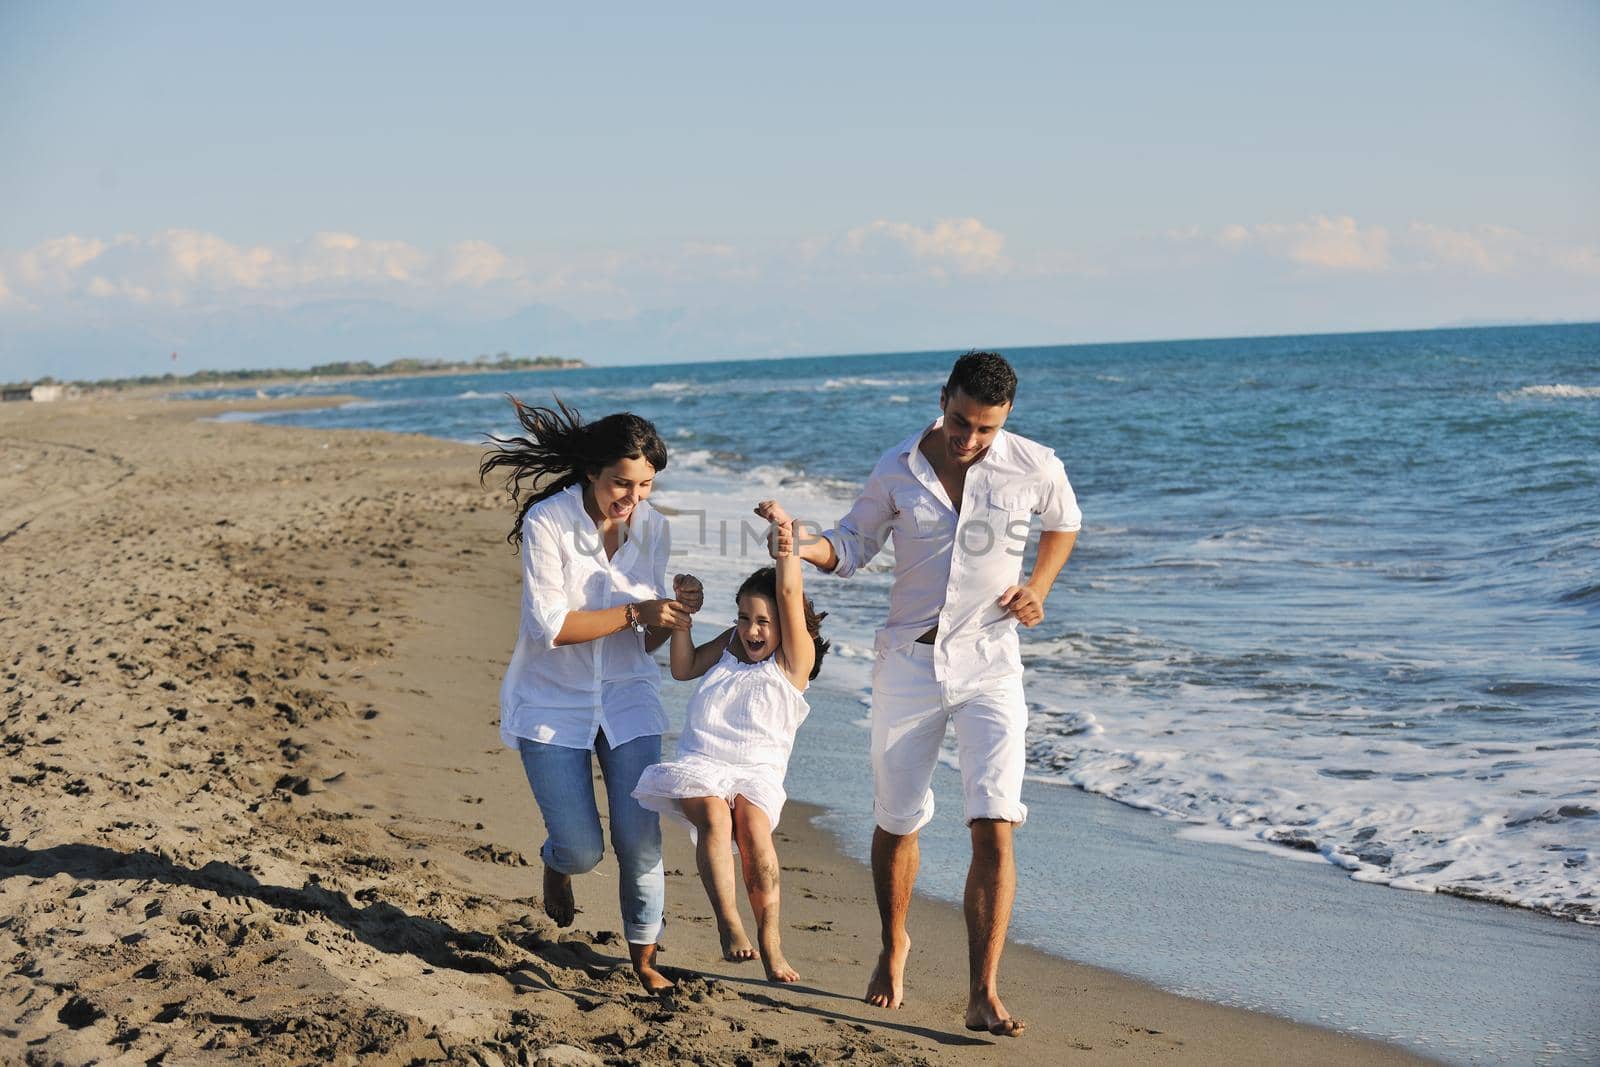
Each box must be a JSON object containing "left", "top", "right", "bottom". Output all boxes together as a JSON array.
[
  {"left": 864, "top": 936, "right": 909, "bottom": 1008},
  {"left": 965, "top": 991, "right": 1025, "bottom": 1036},
  {"left": 630, "top": 942, "right": 675, "bottom": 993},
  {"left": 719, "top": 922, "right": 757, "bottom": 962},
  {"left": 542, "top": 864, "right": 575, "bottom": 927},
  {"left": 759, "top": 935, "right": 799, "bottom": 983}
]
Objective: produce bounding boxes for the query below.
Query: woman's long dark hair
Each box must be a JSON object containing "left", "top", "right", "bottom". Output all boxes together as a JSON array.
[
  {"left": 736, "top": 567, "right": 831, "bottom": 681},
  {"left": 479, "top": 395, "right": 669, "bottom": 546}
]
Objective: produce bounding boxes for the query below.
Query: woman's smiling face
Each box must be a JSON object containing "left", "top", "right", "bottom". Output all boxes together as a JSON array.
[{"left": 586, "top": 455, "right": 656, "bottom": 523}]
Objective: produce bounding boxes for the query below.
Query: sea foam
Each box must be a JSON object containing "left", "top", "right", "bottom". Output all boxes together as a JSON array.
[{"left": 1499, "top": 383, "right": 1600, "bottom": 400}]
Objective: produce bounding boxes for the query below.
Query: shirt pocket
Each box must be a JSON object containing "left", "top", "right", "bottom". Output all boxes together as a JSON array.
[
  {"left": 908, "top": 498, "right": 949, "bottom": 539},
  {"left": 987, "top": 484, "right": 1036, "bottom": 554}
]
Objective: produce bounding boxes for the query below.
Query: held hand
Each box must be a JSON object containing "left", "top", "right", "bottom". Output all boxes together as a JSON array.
[
  {"left": 636, "top": 598, "right": 692, "bottom": 631},
  {"left": 997, "top": 585, "right": 1045, "bottom": 627},
  {"left": 768, "top": 522, "right": 795, "bottom": 560},
  {"left": 672, "top": 574, "right": 705, "bottom": 614},
  {"left": 755, "top": 500, "right": 795, "bottom": 559},
  {"left": 754, "top": 499, "right": 793, "bottom": 527},
  {"left": 755, "top": 499, "right": 793, "bottom": 559}
]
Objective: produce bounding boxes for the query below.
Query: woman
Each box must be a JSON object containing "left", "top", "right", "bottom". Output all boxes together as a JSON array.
[{"left": 480, "top": 397, "right": 701, "bottom": 992}]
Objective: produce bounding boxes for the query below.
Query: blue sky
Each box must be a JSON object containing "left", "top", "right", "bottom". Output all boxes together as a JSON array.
[{"left": 2, "top": 2, "right": 1596, "bottom": 379}]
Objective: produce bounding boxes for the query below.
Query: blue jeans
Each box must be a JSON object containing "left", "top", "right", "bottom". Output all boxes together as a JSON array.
[{"left": 518, "top": 730, "right": 664, "bottom": 945}]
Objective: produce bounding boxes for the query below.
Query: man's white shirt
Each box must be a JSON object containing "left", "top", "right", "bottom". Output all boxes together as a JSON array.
[{"left": 822, "top": 419, "right": 1081, "bottom": 691}]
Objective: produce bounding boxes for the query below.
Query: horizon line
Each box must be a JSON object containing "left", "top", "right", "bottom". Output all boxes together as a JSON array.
[{"left": 15, "top": 318, "right": 1599, "bottom": 388}]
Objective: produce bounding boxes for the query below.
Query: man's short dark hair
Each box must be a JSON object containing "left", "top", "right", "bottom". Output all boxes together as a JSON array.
[{"left": 944, "top": 351, "right": 1017, "bottom": 407}]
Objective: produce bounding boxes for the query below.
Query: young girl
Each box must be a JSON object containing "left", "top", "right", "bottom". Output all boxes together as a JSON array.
[{"left": 632, "top": 499, "right": 828, "bottom": 983}]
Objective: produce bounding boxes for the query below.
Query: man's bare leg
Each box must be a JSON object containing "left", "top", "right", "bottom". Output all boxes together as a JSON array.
[
  {"left": 681, "top": 797, "right": 756, "bottom": 961},
  {"left": 963, "top": 818, "right": 1024, "bottom": 1035},
  {"left": 865, "top": 826, "right": 918, "bottom": 1008}
]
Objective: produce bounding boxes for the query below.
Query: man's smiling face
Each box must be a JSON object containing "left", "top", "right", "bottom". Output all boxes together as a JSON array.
[{"left": 936, "top": 386, "right": 1011, "bottom": 466}]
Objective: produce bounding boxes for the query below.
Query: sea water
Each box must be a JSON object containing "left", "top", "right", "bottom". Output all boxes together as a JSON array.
[{"left": 199, "top": 324, "right": 1600, "bottom": 929}]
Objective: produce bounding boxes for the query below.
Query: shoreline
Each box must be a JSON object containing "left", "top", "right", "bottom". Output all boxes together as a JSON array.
[
  {"left": 6, "top": 360, "right": 586, "bottom": 403},
  {"left": 0, "top": 396, "right": 1444, "bottom": 1062}
]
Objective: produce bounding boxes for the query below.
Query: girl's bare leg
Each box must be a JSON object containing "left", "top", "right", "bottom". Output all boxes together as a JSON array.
[
  {"left": 732, "top": 796, "right": 798, "bottom": 982},
  {"left": 680, "top": 797, "right": 755, "bottom": 962}
]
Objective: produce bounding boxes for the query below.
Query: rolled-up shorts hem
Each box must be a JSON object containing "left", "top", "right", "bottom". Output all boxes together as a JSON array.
[
  {"left": 964, "top": 800, "right": 1028, "bottom": 826},
  {"left": 873, "top": 785, "right": 937, "bottom": 836},
  {"left": 874, "top": 808, "right": 936, "bottom": 836}
]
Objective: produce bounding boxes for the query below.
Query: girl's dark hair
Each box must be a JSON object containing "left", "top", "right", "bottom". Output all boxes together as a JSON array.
[
  {"left": 735, "top": 566, "right": 830, "bottom": 681},
  {"left": 479, "top": 395, "right": 668, "bottom": 545}
]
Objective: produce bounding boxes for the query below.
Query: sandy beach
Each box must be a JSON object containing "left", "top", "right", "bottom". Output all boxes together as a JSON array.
[{"left": 0, "top": 395, "right": 1426, "bottom": 1065}]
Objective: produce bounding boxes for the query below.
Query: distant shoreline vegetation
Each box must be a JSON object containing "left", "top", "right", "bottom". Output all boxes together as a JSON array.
[{"left": 4, "top": 353, "right": 586, "bottom": 393}]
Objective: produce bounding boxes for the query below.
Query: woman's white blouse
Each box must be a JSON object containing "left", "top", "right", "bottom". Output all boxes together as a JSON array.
[{"left": 498, "top": 482, "right": 671, "bottom": 751}]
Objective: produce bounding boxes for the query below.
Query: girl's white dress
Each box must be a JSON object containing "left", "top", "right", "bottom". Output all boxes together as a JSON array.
[{"left": 632, "top": 648, "right": 809, "bottom": 830}]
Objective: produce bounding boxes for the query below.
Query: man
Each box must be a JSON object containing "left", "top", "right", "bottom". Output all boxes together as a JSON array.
[{"left": 790, "top": 351, "right": 1080, "bottom": 1036}]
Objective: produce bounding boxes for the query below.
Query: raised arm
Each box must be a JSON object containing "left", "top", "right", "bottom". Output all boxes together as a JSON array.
[
  {"left": 756, "top": 500, "right": 815, "bottom": 689},
  {"left": 803, "top": 461, "right": 896, "bottom": 578},
  {"left": 793, "top": 520, "right": 839, "bottom": 572}
]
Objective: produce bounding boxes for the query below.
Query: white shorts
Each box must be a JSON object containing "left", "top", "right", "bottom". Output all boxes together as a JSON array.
[{"left": 870, "top": 642, "right": 1029, "bottom": 835}]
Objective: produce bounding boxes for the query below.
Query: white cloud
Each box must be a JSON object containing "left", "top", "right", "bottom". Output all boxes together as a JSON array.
[
  {"left": 14, "top": 235, "right": 111, "bottom": 289},
  {"left": 841, "top": 217, "right": 1008, "bottom": 277},
  {"left": 286, "top": 231, "right": 428, "bottom": 286},
  {"left": 1217, "top": 223, "right": 1251, "bottom": 247},
  {"left": 439, "top": 239, "right": 516, "bottom": 286},
  {"left": 1551, "top": 245, "right": 1600, "bottom": 276},
  {"left": 156, "top": 229, "right": 273, "bottom": 287},
  {"left": 0, "top": 230, "right": 528, "bottom": 311},
  {"left": 1407, "top": 222, "right": 1522, "bottom": 272},
  {"left": 610, "top": 240, "right": 764, "bottom": 287},
  {"left": 1218, "top": 215, "right": 1392, "bottom": 271},
  {"left": 4, "top": 217, "right": 1587, "bottom": 347},
  {"left": 0, "top": 219, "right": 1027, "bottom": 320},
  {"left": 1187, "top": 215, "right": 1600, "bottom": 280}
]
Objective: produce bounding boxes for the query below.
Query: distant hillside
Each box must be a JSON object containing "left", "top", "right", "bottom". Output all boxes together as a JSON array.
[{"left": 5, "top": 353, "right": 586, "bottom": 392}]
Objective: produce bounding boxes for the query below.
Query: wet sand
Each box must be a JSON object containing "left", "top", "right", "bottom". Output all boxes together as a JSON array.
[{"left": 0, "top": 396, "right": 1425, "bottom": 1064}]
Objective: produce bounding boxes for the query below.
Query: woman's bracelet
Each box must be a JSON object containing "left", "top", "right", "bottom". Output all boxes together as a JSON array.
[{"left": 623, "top": 603, "right": 637, "bottom": 632}]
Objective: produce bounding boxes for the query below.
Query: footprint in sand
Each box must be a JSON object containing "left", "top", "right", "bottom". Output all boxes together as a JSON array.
[{"left": 465, "top": 844, "right": 528, "bottom": 867}]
